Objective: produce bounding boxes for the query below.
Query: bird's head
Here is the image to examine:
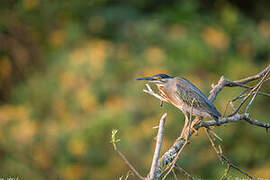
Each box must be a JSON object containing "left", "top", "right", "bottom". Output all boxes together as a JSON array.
[{"left": 136, "top": 73, "right": 173, "bottom": 86}]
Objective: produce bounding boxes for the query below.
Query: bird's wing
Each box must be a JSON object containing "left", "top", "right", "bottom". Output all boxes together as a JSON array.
[{"left": 176, "top": 78, "right": 221, "bottom": 117}]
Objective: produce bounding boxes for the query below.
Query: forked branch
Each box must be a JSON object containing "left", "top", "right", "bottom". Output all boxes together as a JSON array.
[{"left": 114, "top": 64, "right": 270, "bottom": 179}]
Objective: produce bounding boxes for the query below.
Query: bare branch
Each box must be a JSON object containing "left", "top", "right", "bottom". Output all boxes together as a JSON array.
[
  {"left": 245, "top": 70, "right": 269, "bottom": 113},
  {"left": 220, "top": 153, "right": 254, "bottom": 180},
  {"left": 148, "top": 113, "right": 167, "bottom": 180},
  {"left": 220, "top": 163, "right": 230, "bottom": 180},
  {"left": 243, "top": 115, "right": 270, "bottom": 130},
  {"left": 199, "top": 113, "right": 270, "bottom": 129},
  {"left": 209, "top": 64, "right": 270, "bottom": 103},
  {"left": 172, "top": 169, "right": 178, "bottom": 180},
  {"left": 161, "top": 141, "right": 188, "bottom": 180},
  {"left": 209, "top": 76, "right": 228, "bottom": 102},
  {"left": 205, "top": 129, "right": 254, "bottom": 180},
  {"left": 234, "top": 64, "right": 270, "bottom": 84},
  {"left": 229, "top": 69, "right": 269, "bottom": 116},
  {"left": 143, "top": 84, "right": 168, "bottom": 102},
  {"left": 175, "top": 164, "right": 198, "bottom": 180},
  {"left": 111, "top": 130, "right": 145, "bottom": 180},
  {"left": 154, "top": 113, "right": 270, "bottom": 178},
  {"left": 115, "top": 149, "right": 145, "bottom": 180},
  {"left": 230, "top": 81, "right": 270, "bottom": 97},
  {"left": 204, "top": 128, "right": 222, "bottom": 162}
]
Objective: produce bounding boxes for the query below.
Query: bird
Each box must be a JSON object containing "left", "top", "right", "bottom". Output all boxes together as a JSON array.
[{"left": 136, "top": 73, "right": 221, "bottom": 137}]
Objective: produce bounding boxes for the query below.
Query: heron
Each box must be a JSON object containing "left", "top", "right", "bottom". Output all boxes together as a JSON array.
[{"left": 136, "top": 73, "right": 221, "bottom": 137}]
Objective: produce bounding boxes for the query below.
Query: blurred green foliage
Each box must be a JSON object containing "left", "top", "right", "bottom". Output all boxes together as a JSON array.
[{"left": 0, "top": 0, "right": 270, "bottom": 179}]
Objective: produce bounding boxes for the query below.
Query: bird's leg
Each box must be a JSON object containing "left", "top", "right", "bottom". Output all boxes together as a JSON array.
[
  {"left": 187, "top": 99, "right": 195, "bottom": 137},
  {"left": 180, "top": 113, "right": 190, "bottom": 141},
  {"left": 187, "top": 112, "right": 194, "bottom": 137}
]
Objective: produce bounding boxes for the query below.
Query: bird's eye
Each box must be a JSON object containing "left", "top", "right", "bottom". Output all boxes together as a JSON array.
[{"left": 156, "top": 76, "right": 162, "bottom": 80}]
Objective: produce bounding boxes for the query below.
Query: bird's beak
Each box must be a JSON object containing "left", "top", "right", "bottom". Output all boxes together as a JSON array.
[
  {"left": 135, "top": 76, "right": 157, "bottom": 81},
  {"left": 136, "top": 76, "right": 162, "bottom": 83}
]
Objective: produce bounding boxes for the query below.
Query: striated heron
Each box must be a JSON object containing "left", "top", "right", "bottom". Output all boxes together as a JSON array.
[{"left": 136, "top": 74, "right": 221, "bottom": 136}]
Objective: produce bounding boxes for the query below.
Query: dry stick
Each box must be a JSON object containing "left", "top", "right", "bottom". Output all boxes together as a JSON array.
[
  {"left": 161, "top": 139, "right": 188, "bottom": 180},
  {"left": 220, "top": 163, "right": 230, "bottom": 180},
  {"left": 208, "top": 128, "right": 223, "bottom": 142},
  {"left": 124, "top": 171, "right": 134, "bottom": 180},
  {"left": 175, "top": 164, "right": 198, "bottom": 180},
  {"left": 115, "top": 149, "right": 145, "bottom": 180},
  {"left": 197, "top": 114, "right": 270, "bottom": 130},
  {"left": 245, "top": 71, "right": 269, "bottom": 113},
  {"left": 204, "top": 128, "right": 222, "bottom": 162},
  {"left": 209, "top": 64, "right": 270, "bottom": 102},
  {"left": 243, "top": 116, "right": 270, "bottom": 130},
  {"left": 172, "top": 169, "right": 178, "bottom": 180},
  {"left": 111, "top": 129, "right": 145, "bottom": 180},
  {"left": 223, "top": 89, "right": 249, "bottom": 117},
  {"left": 221, "top": 154, "right": 254, "bottom": 180},
  {"left": 229, "top": 69, "right": 270, "bottom": 117},
  {"left": 143, "top": 84, "right": 168, "bottom": 102},
  {"left": 205, "top": 128, "right": 254, "bottom": 180},
  {"left": 234, "top": 64, "right": 270, "bottom": 84},
  {"left": 148, "top": 113, "right": 167, "bottom": 180},
  {"left": 233, "top": 83, "right": 270, "bottom": 97},
  {"left": 234, "top": 91, "right": 270, "bottom": 101},
  {"left": 231, "top": 89, "right": 250, "bottom": 102}
]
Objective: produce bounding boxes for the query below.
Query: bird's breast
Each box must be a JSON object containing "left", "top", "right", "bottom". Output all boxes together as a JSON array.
[{"left": 158, "top": 86, "right": 184, "bottom": 108}]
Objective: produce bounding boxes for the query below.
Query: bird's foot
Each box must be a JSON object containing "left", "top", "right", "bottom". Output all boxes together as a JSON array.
[{"left": 190, "top": 119, "right": 202, "bottom": 136}]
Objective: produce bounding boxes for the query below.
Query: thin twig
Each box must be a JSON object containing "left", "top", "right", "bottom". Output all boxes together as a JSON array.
[
  {"left": 205, "top": 128, "right": 222, "bottom": 162},
  {"left": 231, "top": 89, "right": 251, "bottom": 102},
  {"left": 223, "top": 89, "right": 249, "bottom": 116},
  {"left": 175, "top": 164, "right": 198, "bottom": 180},
  {"left": 209, "top": 64, "right": 270, "bottom": 103},
  {"left": 205, "top": 129, "right": 254, "bottom": 180},
  {"left": 229, "top": 69, "right": 269, "bottom": 116},
  {"left": 233, "top": 91, "right": 270, "bottom": 102},
  {"left": 208, "top": 128, "right": 223, "bottom": 142},
  {"left": 115, "top": 149, "right": 145, "bottom": 180},
  {"left": 220, "top": 163, "right": 230, "bottom": 180},
  {"left": 172, "top": 169, "right": 178, "bottom": 180},
  {"left": 111, "top": 130, "right": 145, "bottom": 180},
  {"left": 148, "top": 113, "right": 167, "bottom": 180},
  {"left": 245, "top": 71, "right": 269, "bottom": 113},
  {"left": 161, "top": 141, "right": 188, "bottom": 180},
  {"left": 233, "top": 82, "right": 270, "bottom": 97},
  {"left": 234, "top": 65, "right": 270, "bottom": 84},
  {"left": 143, "top": 84, "right": 168, "bottom": 102},
  {"left": 198, "top": 113, "right": 270, "bottom": 129},
  {"left": 124, "top": 171, "right": 134, "bottom": 180}
]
